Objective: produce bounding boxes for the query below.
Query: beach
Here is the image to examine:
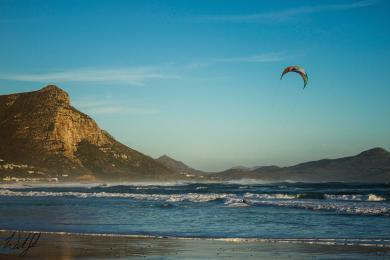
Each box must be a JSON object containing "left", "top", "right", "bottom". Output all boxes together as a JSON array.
[
  {"left": 1, "top": 230, "right": 389, "bottom": 259},
  {"left": 1, "top": 183, "right": 389, "bottom": 259}
]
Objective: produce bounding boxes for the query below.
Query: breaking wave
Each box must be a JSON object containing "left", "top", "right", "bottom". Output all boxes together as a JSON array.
[
  {"left": 0, "top": 189, "right": 387, "bottom": 202},
  {"left": 245, "top": 193, "right": 298, "bottom": 200},
  {"left": 0, "top": 189, "right": 237, "bottom": 203},
  {"left": 244, "top": 192, "right": 387, "bottom": 202},
  {"left": 324, "top": 194, "right": 386, "bottom": 201},
  {"left": 0, "top": 188, "right": 388, "bottom": 216},
  {"left": 249, "top": 199, "right": 390, "bottom": 216}
]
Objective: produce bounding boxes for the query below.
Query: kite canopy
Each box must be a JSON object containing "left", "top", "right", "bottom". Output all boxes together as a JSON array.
[{"left": 280, "top": 66, "right": 308, "bottom": 88}]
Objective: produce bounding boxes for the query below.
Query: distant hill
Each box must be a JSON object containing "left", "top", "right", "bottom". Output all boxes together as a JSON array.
[
  {"left": 213, "top": 148, "right": 390, "bottom": 183},
  {"left": 0, "top": 85, "right": 177, "bottom": 182},
  {"left": 157, "top": 148, "right": 390, "bottom": 183},
  {"left": 156, "top": 155, "right": 207, "bottom": 177}
]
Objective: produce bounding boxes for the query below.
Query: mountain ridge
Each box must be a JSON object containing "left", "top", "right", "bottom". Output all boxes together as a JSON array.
[
  {"left": 0, "top": 85, "right": 177, "bottom": 181},
  {"left": 213, "top": 147, "right": 390, "bottom": 182}
]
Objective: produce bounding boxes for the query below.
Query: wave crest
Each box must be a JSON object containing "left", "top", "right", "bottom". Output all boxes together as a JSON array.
[{"left": 0, "top": 189, "right": 237, "bottom": 203}]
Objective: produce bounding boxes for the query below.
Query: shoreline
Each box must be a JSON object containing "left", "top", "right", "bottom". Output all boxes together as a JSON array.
[
  {"left": 1, "top": 230, "right": 389, "bottom": 259},
  {"left": 1, "top": 229, "right": 390, "bottom": 247}
]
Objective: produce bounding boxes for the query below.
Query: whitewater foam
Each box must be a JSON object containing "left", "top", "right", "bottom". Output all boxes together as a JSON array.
[
  {"left": 250, "top": 199, "right": 390, "bottom": 216},
  {"left": 0, "top": 229, "right": 388, "bottom": 247},
  {"left": 0, "top": 189, "right": 239, "bottom": 203},
  {"left": 368, "top": 194, "right": 386, "bottom": 201},
  {"left": 245, "top": 193, "right": 298, "bottom": 200},
  {"left": 325, "top": 194, "right": 386, "bottom": 201}
]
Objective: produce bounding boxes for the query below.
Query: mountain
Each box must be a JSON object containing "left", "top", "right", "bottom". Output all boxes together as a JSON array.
[
  {"left": 216, "top": 165, "right": 281, "bottom": 180},
  {"left": 213, "top": 148, "right": 390, "bottom": 183},
  {"left": 157, "top": 148, "right": 390, "bottom": 182},
  {"left": 156, "top": 155, "right": 207, "bottom": 177},
  {"left": 0, "top": 85, "right": 177, "bottom": 182}
]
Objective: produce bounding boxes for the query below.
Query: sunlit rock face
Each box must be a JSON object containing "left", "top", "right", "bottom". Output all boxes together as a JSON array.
[{"left": 0, "top": 85, "right": 175, "bottom": 182}]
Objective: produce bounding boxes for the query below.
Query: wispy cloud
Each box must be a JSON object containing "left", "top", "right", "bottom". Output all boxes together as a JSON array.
[
  {"left": 73, "top": 98, "right": 160, "bottom": 115},
  {"left": 215, "top": 52, "right": 287, "bottom": 63},
  {"left": 185, "top": 52, "right": 289, "bottom": 69},
  {"left": 0, "top": 67, "right": 179, "bottom": 86},
  {"left": 0, "top": 52, "right": 290, "bottom": 85},
  {"left": 198, "top": 0, "right": 377, "bottom": 23},
  {"left": 82, "top": 106, "right": 160, "bottom": 115}
]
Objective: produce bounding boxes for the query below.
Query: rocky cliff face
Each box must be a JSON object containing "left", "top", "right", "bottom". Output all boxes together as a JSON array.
[{"left": 0, "top": 85, "right": 175, "bottom": 181}]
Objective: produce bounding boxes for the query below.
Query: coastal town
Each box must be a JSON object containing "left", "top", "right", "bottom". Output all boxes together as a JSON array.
[{"left": 0, "top": 159, "right": 59, "bottom": 183}]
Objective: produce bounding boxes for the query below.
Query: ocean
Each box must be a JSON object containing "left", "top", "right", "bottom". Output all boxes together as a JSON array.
[{"left": 0, "top": 182, "right": 389, "bottom": 247}]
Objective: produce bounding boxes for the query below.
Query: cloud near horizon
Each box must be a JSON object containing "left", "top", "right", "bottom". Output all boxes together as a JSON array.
[
  {"left": 198, "top": 0, "right": 377, "bottom": 23},
  {"left": 73, "top": 98, "right": 160, "bottom": 115},
  {"left": 0, "top": 52, "right": 288, "bottom": 85},
  {"left": 0, "top": 67, "right": 180, "bottom": 86},
  {"left": 215, "top": 52, "right": 288, "bottom": 63}
]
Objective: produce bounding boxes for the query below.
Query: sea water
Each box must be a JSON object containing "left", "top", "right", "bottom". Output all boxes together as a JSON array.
[{"left": 0, "top": 182, "right": 389, "bottom": 246}]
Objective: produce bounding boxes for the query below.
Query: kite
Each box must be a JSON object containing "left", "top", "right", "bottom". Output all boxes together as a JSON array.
[{"left": 280, "top": 66, "right": 308, "bottom": 88}]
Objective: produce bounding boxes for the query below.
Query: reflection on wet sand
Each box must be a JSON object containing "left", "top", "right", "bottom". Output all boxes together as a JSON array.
[{"left": 1, "top": 231, "right": 389, "bottom": 259}]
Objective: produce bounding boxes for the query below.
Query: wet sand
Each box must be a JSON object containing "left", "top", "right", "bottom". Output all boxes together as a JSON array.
[{"left": 0, "top": 230, "right": 389, "bottom": 259}]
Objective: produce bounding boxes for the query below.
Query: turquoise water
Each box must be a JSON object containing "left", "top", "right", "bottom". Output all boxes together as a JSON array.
[{"left": 0, "top": 183, "right": 389, "bottom": 243}]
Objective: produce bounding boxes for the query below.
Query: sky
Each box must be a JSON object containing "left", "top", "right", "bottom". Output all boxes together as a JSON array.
[{"left": 0, "top": 0, "right": 389, "bottom": 171}]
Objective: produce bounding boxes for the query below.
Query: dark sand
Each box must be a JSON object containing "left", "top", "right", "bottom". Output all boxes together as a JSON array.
[{"left": 0, "top": 231, "right": 389, "bottom": 259}]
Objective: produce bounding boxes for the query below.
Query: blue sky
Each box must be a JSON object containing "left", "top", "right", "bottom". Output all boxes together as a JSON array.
[{"left": 1, "top": 0, "right": 389, "bottom": 171}]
